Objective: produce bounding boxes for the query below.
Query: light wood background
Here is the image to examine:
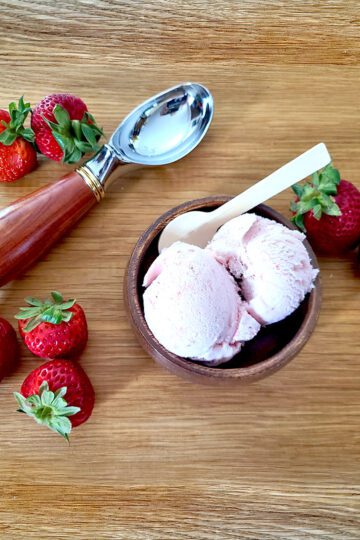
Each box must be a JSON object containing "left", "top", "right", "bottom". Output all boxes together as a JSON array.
[{"left": 0, "top": 1, "right": 359, "bottom": 538}]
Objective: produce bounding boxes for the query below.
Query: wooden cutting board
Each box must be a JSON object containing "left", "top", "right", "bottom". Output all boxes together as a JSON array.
[{"left": 0, "top": 1, "right": 359, "bottom": 538}]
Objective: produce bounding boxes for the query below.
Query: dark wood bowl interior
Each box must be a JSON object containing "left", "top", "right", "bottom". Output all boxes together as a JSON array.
[{"left": 124, "top": 196, "right": 321, "bottom": 385}]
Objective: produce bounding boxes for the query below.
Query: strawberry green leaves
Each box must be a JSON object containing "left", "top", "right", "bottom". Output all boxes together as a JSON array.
[
  {"left": 15, "top": 291, "right": 76, "bottom": 333},
  {"left": 291, "top": 164, "right": 342, "bottom": 231},
  {"left": 42, "top": 104, "right": 103, "bottom": 164},
  {"left": 14, "top": 381, "right": 80, "bottom": 441},
  {"left": 0, "top": 96, "right": 35, "bottom": 146}
]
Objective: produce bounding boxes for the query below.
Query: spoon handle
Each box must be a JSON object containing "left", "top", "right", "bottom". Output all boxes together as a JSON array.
[
  {"left": 0, "top": 171, "right": 98, "bottom": 287},
  {"left": 210, "top": 143, "right": 331, "bottom": 223}
]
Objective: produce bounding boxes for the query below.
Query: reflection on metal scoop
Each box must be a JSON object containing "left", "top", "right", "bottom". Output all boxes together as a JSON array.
[{"left": 81, "top": 82, "right": 214, "bottom": 195}]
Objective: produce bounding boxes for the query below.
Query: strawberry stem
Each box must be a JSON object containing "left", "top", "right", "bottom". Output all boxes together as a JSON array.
[
  {"left": 291, "top": 163, "right": 342, "bottom": 231},
  {"left": 43, "top": 104, "right": 103, "bottom": 164},
  {"left": 15, "top": 291, "right": 76, "bottom": 332},
  {"left": 14, "top": 381, "right": 80, "bottom": 440},
  {"left": 0, "top": 96, "right": 35, "bottom": 146}
]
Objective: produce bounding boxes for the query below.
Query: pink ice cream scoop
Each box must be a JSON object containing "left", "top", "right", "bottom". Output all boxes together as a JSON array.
[
  {"left": 207, "top": 213, "right": 319, "bottom": 325},
  {"left": 143, "top": 241, "right": 260, "bottom": 365}
]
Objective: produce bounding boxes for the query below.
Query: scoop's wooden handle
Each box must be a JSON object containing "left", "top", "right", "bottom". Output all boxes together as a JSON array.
[{"left": 0, "top": 171, "right": 98, "bottom": 287}]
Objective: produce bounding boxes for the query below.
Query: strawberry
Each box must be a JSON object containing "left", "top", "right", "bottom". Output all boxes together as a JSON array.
[
  {"left": 0, "top": 318, "right": 19, "bottom": 382},
  {"left": 14, "top": 359, "right": 95, "bottom": 439},
  {"left": 31, "top": 93, "right": 103, "bottom": 163},
  {"left": 15, "top": 291, "right": 88, "bottom": 359},
  {"left": 291, "top": 164, "right": 360, "bottom": 255},
  {"left": 0, "top": 97, "right": 37, "bottom": 182}
]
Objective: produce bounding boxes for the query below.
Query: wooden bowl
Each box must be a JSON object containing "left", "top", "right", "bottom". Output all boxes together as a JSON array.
[{"left": 124, "top": 196, "right": 321, "bottom": 385}]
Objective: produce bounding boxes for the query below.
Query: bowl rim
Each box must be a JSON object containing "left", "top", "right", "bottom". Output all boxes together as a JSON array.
[{"left": 124, "top": 196, "right": 321, "bottom": 381}]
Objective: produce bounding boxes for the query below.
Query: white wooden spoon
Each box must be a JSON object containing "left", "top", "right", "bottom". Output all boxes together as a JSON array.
[{"left": 158, "top": 143, "right": 331, "bottom": 251}]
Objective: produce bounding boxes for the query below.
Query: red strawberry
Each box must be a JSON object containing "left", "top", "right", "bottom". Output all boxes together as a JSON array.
[
  {"left": 14, "top": 359, "right": 95, "bottom": 439},
  {"left": 16, "top": 291, "right": 88, "bottom": 359},
  {"left": 0, "top": 318, "right": 19, "bottom": 382},
  {"left": 291, "top": 164, "right": 360, "bottom": 255},
  {"left": 0, "top": 97, "right": 37, "bottom": 182},
  {"left": 31, "top": 93, "right": 103, "bottom": 163}
]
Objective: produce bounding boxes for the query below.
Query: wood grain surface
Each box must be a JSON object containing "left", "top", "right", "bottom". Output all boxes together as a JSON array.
[{"left": 0, "top": 1, "right": 359, "bottom": 538}]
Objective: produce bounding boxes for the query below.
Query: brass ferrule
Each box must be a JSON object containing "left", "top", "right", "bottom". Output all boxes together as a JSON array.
[{"left": 77, "top": 166, "right": 105, "bottom": 203}]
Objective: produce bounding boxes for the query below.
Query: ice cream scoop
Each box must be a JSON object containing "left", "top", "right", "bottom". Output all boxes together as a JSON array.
[
  {"left": 143, "top": 242, "right": 260, "bottom": 365},
  {"left": 158, "top": 143, "right": 331, "bottom": 251},
  {"left": 0, "top": 83, "right": 213, "bottom": 287},
  {"left": 207, "top": 214, "right": 319, "bottom": 325}
]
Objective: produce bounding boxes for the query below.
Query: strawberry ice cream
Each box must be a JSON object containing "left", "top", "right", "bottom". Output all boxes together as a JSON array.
[
  {"left": 207, "top": 213, "right": 318, "bottom": 325},
  {"left": 143, "top": 242, "right": 260, "bottom": 365}
]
